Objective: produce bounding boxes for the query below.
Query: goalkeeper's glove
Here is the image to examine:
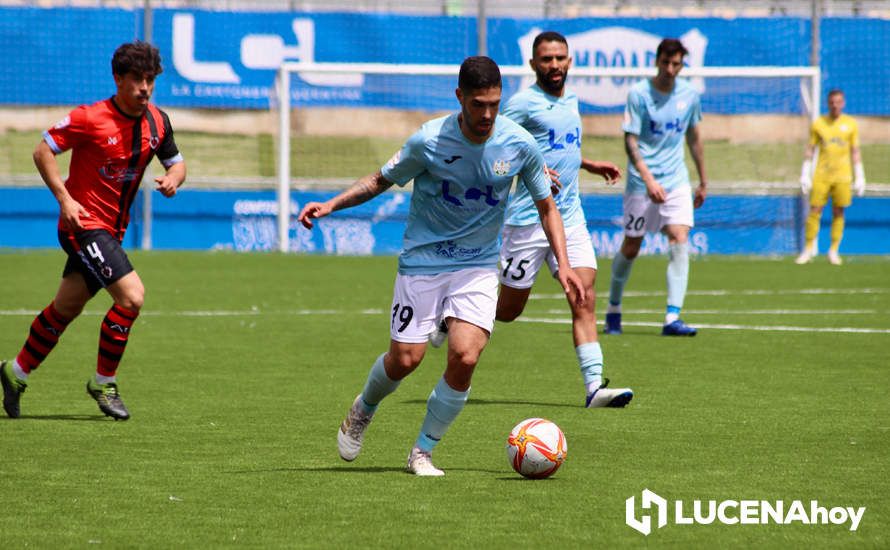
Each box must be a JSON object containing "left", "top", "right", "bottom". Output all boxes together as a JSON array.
[
  {"left": 799, "top": 159, "right": 813, "bottom": 194},
  {"left": 853, "top": 162, "right": 866, "bottom": 197}
]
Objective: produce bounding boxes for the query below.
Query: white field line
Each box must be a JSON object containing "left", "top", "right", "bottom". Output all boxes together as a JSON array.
[
  {"left": 541, "top": 309, "right": 881, "bottom": 315},
  {"left": 517, "top": 317, "right": 890, "bottom": 334},
  {"left": 0, "top": 308, "right": 386, "bottom": 317},
  {"left": 2, "top": 308, "right": 888, "bottom": 334},
  {"left": 531, "top": 288, "right": 890, "bottom": 300}
]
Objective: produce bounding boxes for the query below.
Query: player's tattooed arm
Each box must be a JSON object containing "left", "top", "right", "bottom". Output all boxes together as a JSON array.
[
  {"left": 298, "top": 171, "right": 394, "bottom": 229},
  {"left": 624, "top": 132, "right": 643, "bottom": 166},
  {"left": 330, "top": 171, "right": 394, "bottom": 210}
]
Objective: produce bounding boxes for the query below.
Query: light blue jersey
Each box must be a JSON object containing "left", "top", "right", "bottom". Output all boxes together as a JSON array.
[
  {"left": 502, "top": 84, "right": 585, "bottom": 228},
  {"left": 381, "top": 113, "right": 551, "bottom": 275},
  {"left": 622, "top": 78, "right": 701, "bottom": 194}
]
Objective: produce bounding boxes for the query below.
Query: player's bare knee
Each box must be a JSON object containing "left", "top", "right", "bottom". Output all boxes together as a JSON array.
[
  {"left": 447, "top": 346, "right": 481, "bottom": 371},
  {"left": 116, "top": 289, "right": 144, "bottom": 312},
  {"left": 388, "top": 348, "right": 424, "bottom": 373},
  {"left": 570, "top": 295, "right": 596, "bottom": 320}
]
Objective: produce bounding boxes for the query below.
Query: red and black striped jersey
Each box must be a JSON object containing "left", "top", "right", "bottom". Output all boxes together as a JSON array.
[{"left": 44, "top": 97, "right": 182, "bottom": 241}]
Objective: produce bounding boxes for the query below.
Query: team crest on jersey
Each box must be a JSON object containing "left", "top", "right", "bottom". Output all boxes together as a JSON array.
[
  {"left": 386, "top": 150, "right": 401, "bottom": 169},
  {"left": 107, "top": 136, "right": 119, "bottom": 145},
  {"left": 101, "top": 266, "right": 113, "bottom": 279},
  {"left": 493, "top": 159, "right": 510, "bottom": 176},
  {"left": 840, "top": 124, "right": 849, "bottom": 132},
  {"left": 677, "top": 101, "right": 688, "bottom": 112},
  {"left": 54, "top": 115, "right": 70, "bottom": 129},
  {"left": 149, "top": 136, "right": 160, "bottom": 150}
]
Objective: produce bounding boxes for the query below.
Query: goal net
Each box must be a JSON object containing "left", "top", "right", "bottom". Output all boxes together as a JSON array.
[{"left": 271, "top": 62, "right": 820, "bottom": 254}]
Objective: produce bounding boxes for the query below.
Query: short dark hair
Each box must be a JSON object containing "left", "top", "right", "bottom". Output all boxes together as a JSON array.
[
  {"left": 655, "top": 38, "right": 689, "bottom": 60},
  {"left": 532, "top": 31, "right": 568, "bottom": 56},
  {"left": 458, "top": 56, "right": 501, "bottom": 92},
  {"left": 112, "top": 41, "right": 163, "bottom": 77},
  {"left": 827, "top": 89, "right": 844, "bottom": 100}
]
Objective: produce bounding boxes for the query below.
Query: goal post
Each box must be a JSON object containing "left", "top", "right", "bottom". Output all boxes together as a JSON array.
[{"left": 273, "top": 62, "right": 821, "bottom": 252}]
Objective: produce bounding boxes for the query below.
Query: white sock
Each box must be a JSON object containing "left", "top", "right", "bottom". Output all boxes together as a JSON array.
[
  {"left": 607, "top": 303, "right": 621, "bottom": 314},
  {"left": 666, "top": 242, "right": 689, "bottom": 321},
  {"left": 12, "top": 359, "right": 28, "bottom": 380},
  {"left": 95, "top": 374, "right": 116, "bottom": 385}
]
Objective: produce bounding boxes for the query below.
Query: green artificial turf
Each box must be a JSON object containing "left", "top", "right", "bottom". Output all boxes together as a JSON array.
[{"left": 0, "top": 251, "right": 887, "bottom": 547}]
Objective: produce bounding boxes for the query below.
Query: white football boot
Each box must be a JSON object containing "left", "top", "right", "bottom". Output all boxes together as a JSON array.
[
  {"left": 794, "top": 249, "right": 814, "bottom": 264},
  {"left": 585, "top": 379, "right": 634, "bottom": 408},
  {"left": 337, "top": 394, "right": 374, "bottom": 461},
  {"left": 828, "top": 250, "right": 843, "bottom": 265},
  {"left": 406, "top": 447, "right": 444, "bottom": 477}
]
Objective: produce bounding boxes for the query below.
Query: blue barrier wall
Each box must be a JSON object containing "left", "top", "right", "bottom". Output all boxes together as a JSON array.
[
  {"left": 0, "top": 7, "right": 888, "bottom": 114},
  {"left": 3, "top": 188, "right": 888, "bottom": 256}
]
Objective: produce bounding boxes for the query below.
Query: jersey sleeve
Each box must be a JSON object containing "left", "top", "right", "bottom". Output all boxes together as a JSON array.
[
  {"left": 157, "top": 111, "right": 183, "bottom": 168},
  {"left": 621, "top": 89, "right": 643, "bottom": 135},
  {"left": 43, "top": 106, "right": 89, "bottom": 154},
  {"left": 501, "top": 93, "right": 529, "bottom": 126},
  {"left": 381, "top": 130, "right": 427, "bottom": 187},
  {"left": 518, "top": 139, "right": 551, "bottom": 202},
  {"left": 850, "top": 119, "right": 860, "bottom": 149}
]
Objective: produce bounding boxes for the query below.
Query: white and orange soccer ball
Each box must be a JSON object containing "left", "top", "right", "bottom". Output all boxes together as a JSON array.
[{"left": 506, "top": 418, "right": 567, "bottom": 479}]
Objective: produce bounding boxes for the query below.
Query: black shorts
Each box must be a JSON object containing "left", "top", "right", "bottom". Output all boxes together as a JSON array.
[{"left": 59, "top": 229, "right": 134, "bottom": 296}]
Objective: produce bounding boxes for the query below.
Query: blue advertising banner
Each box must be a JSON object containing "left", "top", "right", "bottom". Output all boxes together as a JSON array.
[
  {"left": 0, "top": 7, "right": 887, "bottom": 114},
  {"left": 3, "top": 187, "right": 888, "bottom": 256}
]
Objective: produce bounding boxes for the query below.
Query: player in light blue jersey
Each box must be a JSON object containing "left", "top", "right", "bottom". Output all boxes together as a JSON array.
[
  {"left": 605, "top": 38, "right": 708, "bottom": 337},
  {"left": 494, "top": 31, "right": 633, "bottom": 408},
  {"left": 298, "top": 56, "right": 584, "bottom": 476}
]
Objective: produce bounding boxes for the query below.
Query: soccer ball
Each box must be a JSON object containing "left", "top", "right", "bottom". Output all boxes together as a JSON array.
[{"left": 506, "top": 418, "right": 567, "bottom": 479}]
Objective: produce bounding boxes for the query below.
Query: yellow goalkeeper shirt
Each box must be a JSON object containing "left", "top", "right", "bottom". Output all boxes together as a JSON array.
[{"left": 810, "top": 114, "right": 859, "bottom": 184}]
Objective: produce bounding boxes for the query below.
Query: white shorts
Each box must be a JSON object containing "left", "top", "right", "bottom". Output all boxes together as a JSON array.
[
  {"left": 622, "top": 186, "right": 694, "bottom": 238},
  {"left": 499, "top": 223, "right": 597, "bottom": 290},
  {"left": 390, "top": 268, "right": 499, "bottom": 343}
]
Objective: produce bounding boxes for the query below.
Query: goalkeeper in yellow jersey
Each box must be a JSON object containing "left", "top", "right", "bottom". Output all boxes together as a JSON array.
[{"left": 796, "top": 89, "right": 865, "bottom": 265}]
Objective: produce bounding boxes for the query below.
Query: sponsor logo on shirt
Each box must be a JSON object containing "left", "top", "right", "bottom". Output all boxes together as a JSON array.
[
  {"left": 649, "top": 118, "right": 684, "bottom": 136},
  {"left": 99, "top": 159, "right": 140, "bottom": 184},
  {"left": 433, "top": 240, "right": 483, "bottom": 259},
  {"left": 441, "top": 180, "right": 500, "bottom": 208},
  {"left": 548, "top": 127, "right": 581, "bottom": 150}
]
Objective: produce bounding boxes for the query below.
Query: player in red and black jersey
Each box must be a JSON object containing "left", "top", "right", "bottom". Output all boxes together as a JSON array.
[{"left": 1, "top": 41, "right": 186, "bottom": 420}]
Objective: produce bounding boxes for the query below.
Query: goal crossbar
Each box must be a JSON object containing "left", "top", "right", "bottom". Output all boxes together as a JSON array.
[{"left": 275, "top": 62, "right": 820, "bottom": 252}]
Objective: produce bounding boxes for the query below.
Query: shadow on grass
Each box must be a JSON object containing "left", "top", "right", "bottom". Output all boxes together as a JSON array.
[
  {"left": 228, "top": 465, "right": 507, "bottom": 475},
  {"left": 15, "top": 414, "right": 107, "bottom": 422},
  {"left": 227, "top": 466, "right": 408, "bottom": 475},
  {"left": 403, "top": 398, "right": 577, "bottom": 409}
]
